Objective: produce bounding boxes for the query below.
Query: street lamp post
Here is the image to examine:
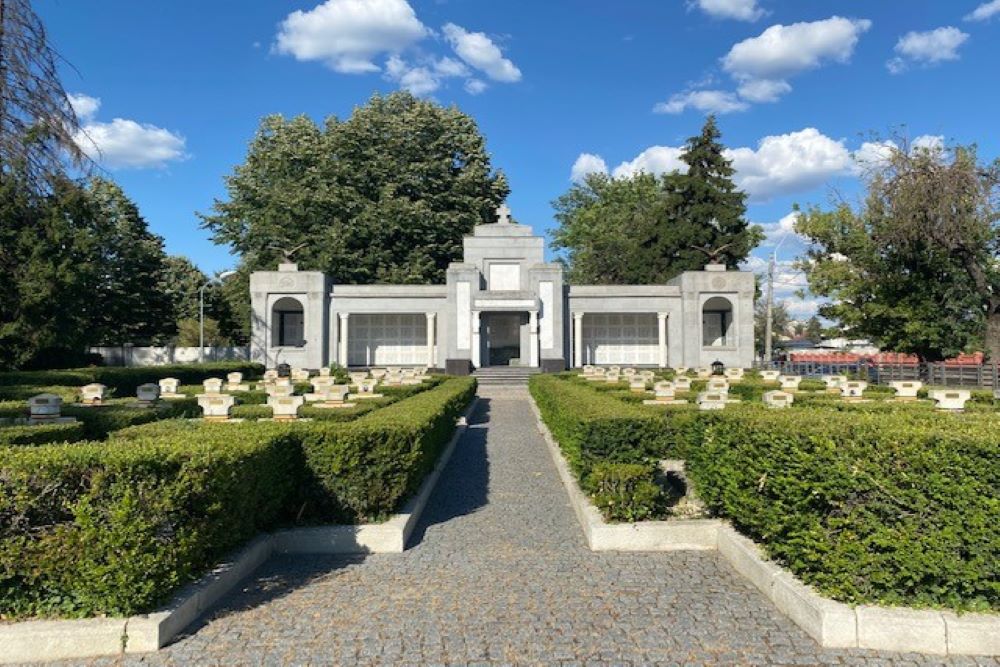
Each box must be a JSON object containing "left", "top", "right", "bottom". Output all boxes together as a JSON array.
[{"left": 199, "top": 270, "right": 237, "bottom": 364}]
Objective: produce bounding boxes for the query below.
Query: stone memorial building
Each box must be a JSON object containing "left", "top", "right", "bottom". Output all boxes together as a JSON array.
[{"left": 249, "top": 206, "right": 754, "bottom": 372}]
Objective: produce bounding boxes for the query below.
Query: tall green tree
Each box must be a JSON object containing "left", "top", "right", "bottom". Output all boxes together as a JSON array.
[
  {"left": 202, "top": 91, "right": 509, "bottom": 290},
  {"left": 805, "top": 316, "right": 824, "bottom": 343},
  {"left": 798, "top": 141, "right": 997, "bottom": 361},
  {"left": 551, "top": 116, "right": 762, "bottom": 284},
  {"left": 86, "top": 178, "right": 174, "bottom": 345}
]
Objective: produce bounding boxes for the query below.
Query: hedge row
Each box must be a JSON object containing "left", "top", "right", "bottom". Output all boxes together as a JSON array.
[
  {"left": 296, "top": 376, "right": 477, "bottom": 523},
  {"left": 0, "top": 422, "right": 86, "bottom": 447},
  {"left": 685, "top": 407, "right": 999, "bottom": 612},
  {"left": 532, "top": 375, "right": 999, "bottom": 611},
  {"left": 0, "top": 377, "right": 475, "bottom": 619}
]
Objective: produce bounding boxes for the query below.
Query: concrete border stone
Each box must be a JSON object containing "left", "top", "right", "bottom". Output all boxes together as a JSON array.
[
  {"left": 856, "top": 605, "right": 948, "bottom": 654},
  {"left": 0, "top": 399, "right": 476, "bottom": 664}
]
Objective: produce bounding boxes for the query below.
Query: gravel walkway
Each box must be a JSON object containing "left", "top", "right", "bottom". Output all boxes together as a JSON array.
[{"left": 54, "top": 387, "right": 998, "bottom": 666}]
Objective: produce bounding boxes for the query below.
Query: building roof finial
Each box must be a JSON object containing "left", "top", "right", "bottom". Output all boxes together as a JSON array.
[{"left": 496, "top": 203, "right": 511, "bottom": 225}]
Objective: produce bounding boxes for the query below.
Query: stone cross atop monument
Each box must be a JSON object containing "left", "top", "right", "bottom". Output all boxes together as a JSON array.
[{"left": 496, "top": 203, "right": 511, "bottom": 225}]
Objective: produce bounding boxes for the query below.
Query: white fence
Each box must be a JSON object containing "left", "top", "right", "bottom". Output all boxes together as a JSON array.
[{"left": 90, "top": 346, "right": 250, "bottom": 367}]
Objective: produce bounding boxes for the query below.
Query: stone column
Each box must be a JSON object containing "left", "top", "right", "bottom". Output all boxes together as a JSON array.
[
  {"left": 573, "top": 312, "right": 584, "bottom": 368},
  {"left": 425, "top": 312, "right": 436, "bottom": 367},
  {"left": 338, "top": 313, "right": 349, "bottom": 367},
  {"left": 657, "top": 312, "right": 668, "bottom": 368},
  {"left": 529, "top": 310, "right": 539, "bottom": 367},
  {"left": 471, "top": 311, "right": 481, "bottom": 368}
]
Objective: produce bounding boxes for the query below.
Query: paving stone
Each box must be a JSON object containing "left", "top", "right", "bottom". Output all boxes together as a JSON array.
[{"left": 37, "top": 387, "right": 1000, "bottom": 666}]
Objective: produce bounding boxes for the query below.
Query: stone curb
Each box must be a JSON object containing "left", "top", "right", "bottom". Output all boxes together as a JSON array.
[
  {"left": 527, "top": 391, "right": 1000, "bottom": 656},
  {"left": 0, "top": 399, "right": 476, "bottom": 665}
]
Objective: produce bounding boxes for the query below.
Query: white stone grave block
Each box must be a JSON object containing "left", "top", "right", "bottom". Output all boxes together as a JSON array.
[
  {"left": 695, "top": 367, "right": 712, "bottom": 378},
  {"left": 202, "top": 378, "right": 224, "bottom": 395},
  {"left": 697, "top": 391, "right": 728, "bottom": 410},
  {"left": 673, "top": 366, "right": 689, "bottom": 375},
  {"left": 27, "top": 394, "right": 76, "bottom": 424},
  {"left": 267, "top": 395, "right": 304, "bottom": 420},
  {"left": 763, "top": 390, "right": 794, "bottom": 409},
  {"left": 262, "top": 369, "right": 279, "bottom": 383},
  {"left": 581, "top": 365, "right": 595, "bottom": 376},
  {"left": 822, "top": 375, "right": 847, "bottom": 392},
  {"left": 622, "top": 367, "right": 637, "bottom": 377},
  {"left": 386, "top": 366, "right": 403, "bottom": 375},
  {"left": 643, "top": 383, "right": 687, "bottom": 405},
  {"left": 586, "top": 368, "right": 606, "bottom": 381},
  {"left": 318, "top": 367, "right": 332, "bottom": 377},
  {"left": 604, "top": 373, "right": 621, "bottom": 384},
  {"left": 706, "top": 378, "right": 730, "bottom": 394},
  {"left": 608, "top": 365, "right": 621, "bottom": 375},
  {"left": 197, "top": 394, "right": 235, "bottom": 421},
  {"left": 778, "top": 375, "right": 802, "bottom": 392},
  {"left": 759, "top": 370, "right": 781, "bottom": 382},
  {"left": 629, "top": 378, "right": 647, "bottom": 392},
  {"left": 312, "top": 385, "right": 355, "bottom": 408},
  {"left": 672, "top": 377, "right": 692, "bottom": 391},
  {"left": 159, "top": 377, "right": 183, "bottom": 398},
  {"left": 80, "top": 383, "right": 107, "bottom": 405},
  {"left": 929, "top": 389, "right": 970, "bottom": 411},
  {"left": 353, "top": 379, "right": 383, "bottom": 399},
  {"left": 370, "top": 368, "right": 388, "bottom": 380},
  {"left": 267, "top": 383, "right": 295, "bottom": 398},
  {"left": 291, "top": 368, "right": 311, "bottom": 382},
  {"left": 724, "top": 368, "right": 745, "bottom": 382},
  {"left": 889, "top": 381, "right": 923, "bottom": 401},
  {"left": 841, "top": 381, "right": 868, "bottom": 400},
  {"left": 349, "top": 372, "right": 370, "bottom": 386},
  {"left": 225, "top": 372, "right": 250, "bottom": 392}
]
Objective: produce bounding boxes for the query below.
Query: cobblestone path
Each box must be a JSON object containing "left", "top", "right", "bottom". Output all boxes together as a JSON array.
[{"left": 63, "top": 388, "right": 998, "bottom": 666}]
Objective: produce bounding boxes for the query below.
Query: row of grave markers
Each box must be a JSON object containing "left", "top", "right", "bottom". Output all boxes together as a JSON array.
[
  {"left": 578, "top": 367, "right": 975, "bottom": 412},
  {"left": 13, "top": 368, "right": 435, "bottom": 426}
]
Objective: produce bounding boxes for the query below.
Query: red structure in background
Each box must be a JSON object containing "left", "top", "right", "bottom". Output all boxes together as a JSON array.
[{"left": 789, "top": 351, "right": 986, "bottom": 366}]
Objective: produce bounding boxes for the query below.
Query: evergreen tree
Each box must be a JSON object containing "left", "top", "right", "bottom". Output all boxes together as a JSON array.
[{"left": 551, "top": 116, "right": 762, "bottom": 284}]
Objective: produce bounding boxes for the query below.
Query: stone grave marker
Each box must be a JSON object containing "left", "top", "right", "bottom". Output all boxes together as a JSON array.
[
  {"left": 291, "top": 368, "right": 311, "bottom": 383},
  {"left": 197, "top": 394, "right": 235, "bottom": 421},
  {"left": 841, "top": 381, "right": 868, "bottom": 401},
  {"left": 586, "top": 368, "right": 606, "bottom": 381},
  {"left": 580, "top": 365, "right": 595, "bottom": 376},
  {"left": 349, "top": 371, "right": 369, "bottom": 386},
  {"left": 822, "top": 375, "right": 847, "bottom": 392},
  {"left": 672, "top": 366, "right": 689, "bottom": 375},
  {"left": 706, "top": 378, "right": 729, "bottom": 394},
  {"left": 312, "top": 385, "right": 355, "bottom": 409},
  {"left": 202, "top": 378, "right": 224, "bottom": 395},
  {"left": 628, "top": 378, "right": 647, "bottom": 392},
  {"left": 695, "top": 367, "right": 712, "bottom": 378},
  {"left": 759, "top": 370, "right": 780, "bottom": 382},
  {"left": 621, "top": 367, "right": 637, "bottom": 377},
  {"left": 267, "top": 395, "right": 304, "bottom": 421},
  {"left": 135, "top": 383, "right": 160, "bottom": 407},
  {"left": 159, "top": 377, "right": 183, "bottom": 399},
  {"left": 889, "top": 380, "right": 923, "bottom": 401},
  {"left": 353, "top": 379, "right": 383, "bottom": 399},
  {"left": 697, "top": 391, "right": 728, "bottom": 411},
  {"left": 724, "top": 368, "right": 745, "bottom": 382},
  {"left": 644, "top": 382, "right": 687, "bottom": 406},
  {"left": 370, "top": 368, "right": 388, "bottom": 380},
  {"left": 225, "top": 372, "right": 250, "bottom": 392},
  {"left": 262, "top": 369, "right": 279, "bottom": 384},
  {"left": 318, "top": 367, "right": 332, "bottom": 377},
  {"left": 778, "top": 375, "right": 802, "bottom": 392},
  {"left": 763, "top": 390, "right": 794, "bottom": 409},
  {"left": 267, "top": 383, "right": 296, "bottom": 398},
  {"left": 80, "top": 383, "right": 107, "bottom": 406},
  {"left": 27, "top": 394, "right": 76, "bottom": 425},
  {"left": 929, "top": 389, "right": 970, "bottom": 411},
  {"left": 672, "top": 376, "right": 692, "bottom": 391}
]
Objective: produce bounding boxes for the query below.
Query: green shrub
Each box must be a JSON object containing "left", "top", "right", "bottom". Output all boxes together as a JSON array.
[
  {"left": 296, "top": 377, "right": 476, "bottom": 523},
  {"left": 0, "top": 424, "right": 300, "bottom": 619},
  {"left": 683, "top": 407, "right": 1000, "bottom": 611},
  {"left": 0, "top": 422, "right": 86, "bottom": 446},
  {"left": 586, "top": 462, "right": 662, "bottom": 522},
  {"left": 0, "top": 363, "right": 263, "bottom": 395}
]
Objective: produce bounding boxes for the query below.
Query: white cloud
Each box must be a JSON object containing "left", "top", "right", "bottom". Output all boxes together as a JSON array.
[
  {"left": 887, "top": 27, "right": 968, "bottom": 74},
  {"left": 965, "top": 0, "right": 1000, "bottom": 21},
  {"left": 654, "top": 89, "right": 748, "bottom": 115},
  {"left": 68, "top": 93, "right": 100, "bottom": 121},
  {"left": 75, "top": 119, "right": 186, "bottom": 170},
  {"left": 612, "top": 146, "right": 687, "bottom": 179},
  {"left": 912, "top": 134, "right": 944, "bottom": 152},
  {"left": 726, "top": 128, "right": 852, "bottom": 201},
  {"left": 736, "top": 78, "right": 790, "bottom": 103},
  {"left": 383, "top": 54, "right": 474, "bottom": 96},
  {"left": 760, "top": 210, "right": 802, "bottom": 244},
  {"left": 464, "top": 78, "right": 488, "bottom": 95},
  {"left": 853, "top": 134, "right": 946, "bottom": 172},
  {"left": 690, "top": 0, "right": 765, "bottom": 22},
  {"left": 274, "top": 0, "right": 428, "bottom": 74},
  {"left": 723, "top": 16, "right": 872, "bottom": 81},
  {"left": 718, "top": 16, "right": 870, "bottom": 105},
  {"left": 442, "top": 23, "right": 521, "bottom": 82},
  {"left": 570, "top": 153, "right": 609, "bottom": 182}
]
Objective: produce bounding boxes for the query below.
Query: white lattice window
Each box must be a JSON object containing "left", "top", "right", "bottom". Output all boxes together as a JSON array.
[
  {"left": 582, "top": 313, "right": 658, "bottom": 365},
  {"left": 348, "top": 314, "right": 427, "bottom": 366}
]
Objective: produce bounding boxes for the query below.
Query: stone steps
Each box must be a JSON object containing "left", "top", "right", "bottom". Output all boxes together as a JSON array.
[{"left": 472, "top": 367, "right": 542, "bottom": 386}]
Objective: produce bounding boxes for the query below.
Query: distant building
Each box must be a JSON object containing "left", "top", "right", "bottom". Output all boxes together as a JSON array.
[{"left": 249, "top": 206, "right": 756, "bottom": 371}]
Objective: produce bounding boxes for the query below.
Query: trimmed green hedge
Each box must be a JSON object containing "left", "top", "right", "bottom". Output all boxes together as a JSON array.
[
  {"left": 685, "top": 407, "right": 999, "bottom": 612},
  {"left": 0, "top": 422, "right": 86, "bottom": 447},
  {"left": 0, "top": 375, "right": 475, "bottom": 620},
  {"left": 296, "top": 377, "right": 476, "bottom": 523},
  {"left": 0, "top": 424, "right": 299, "bottom": 618}
]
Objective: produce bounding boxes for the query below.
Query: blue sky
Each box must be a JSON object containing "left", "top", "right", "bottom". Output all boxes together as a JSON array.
[{"left": 39, "top": 0, "right": 1000, "bottom": 317}]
